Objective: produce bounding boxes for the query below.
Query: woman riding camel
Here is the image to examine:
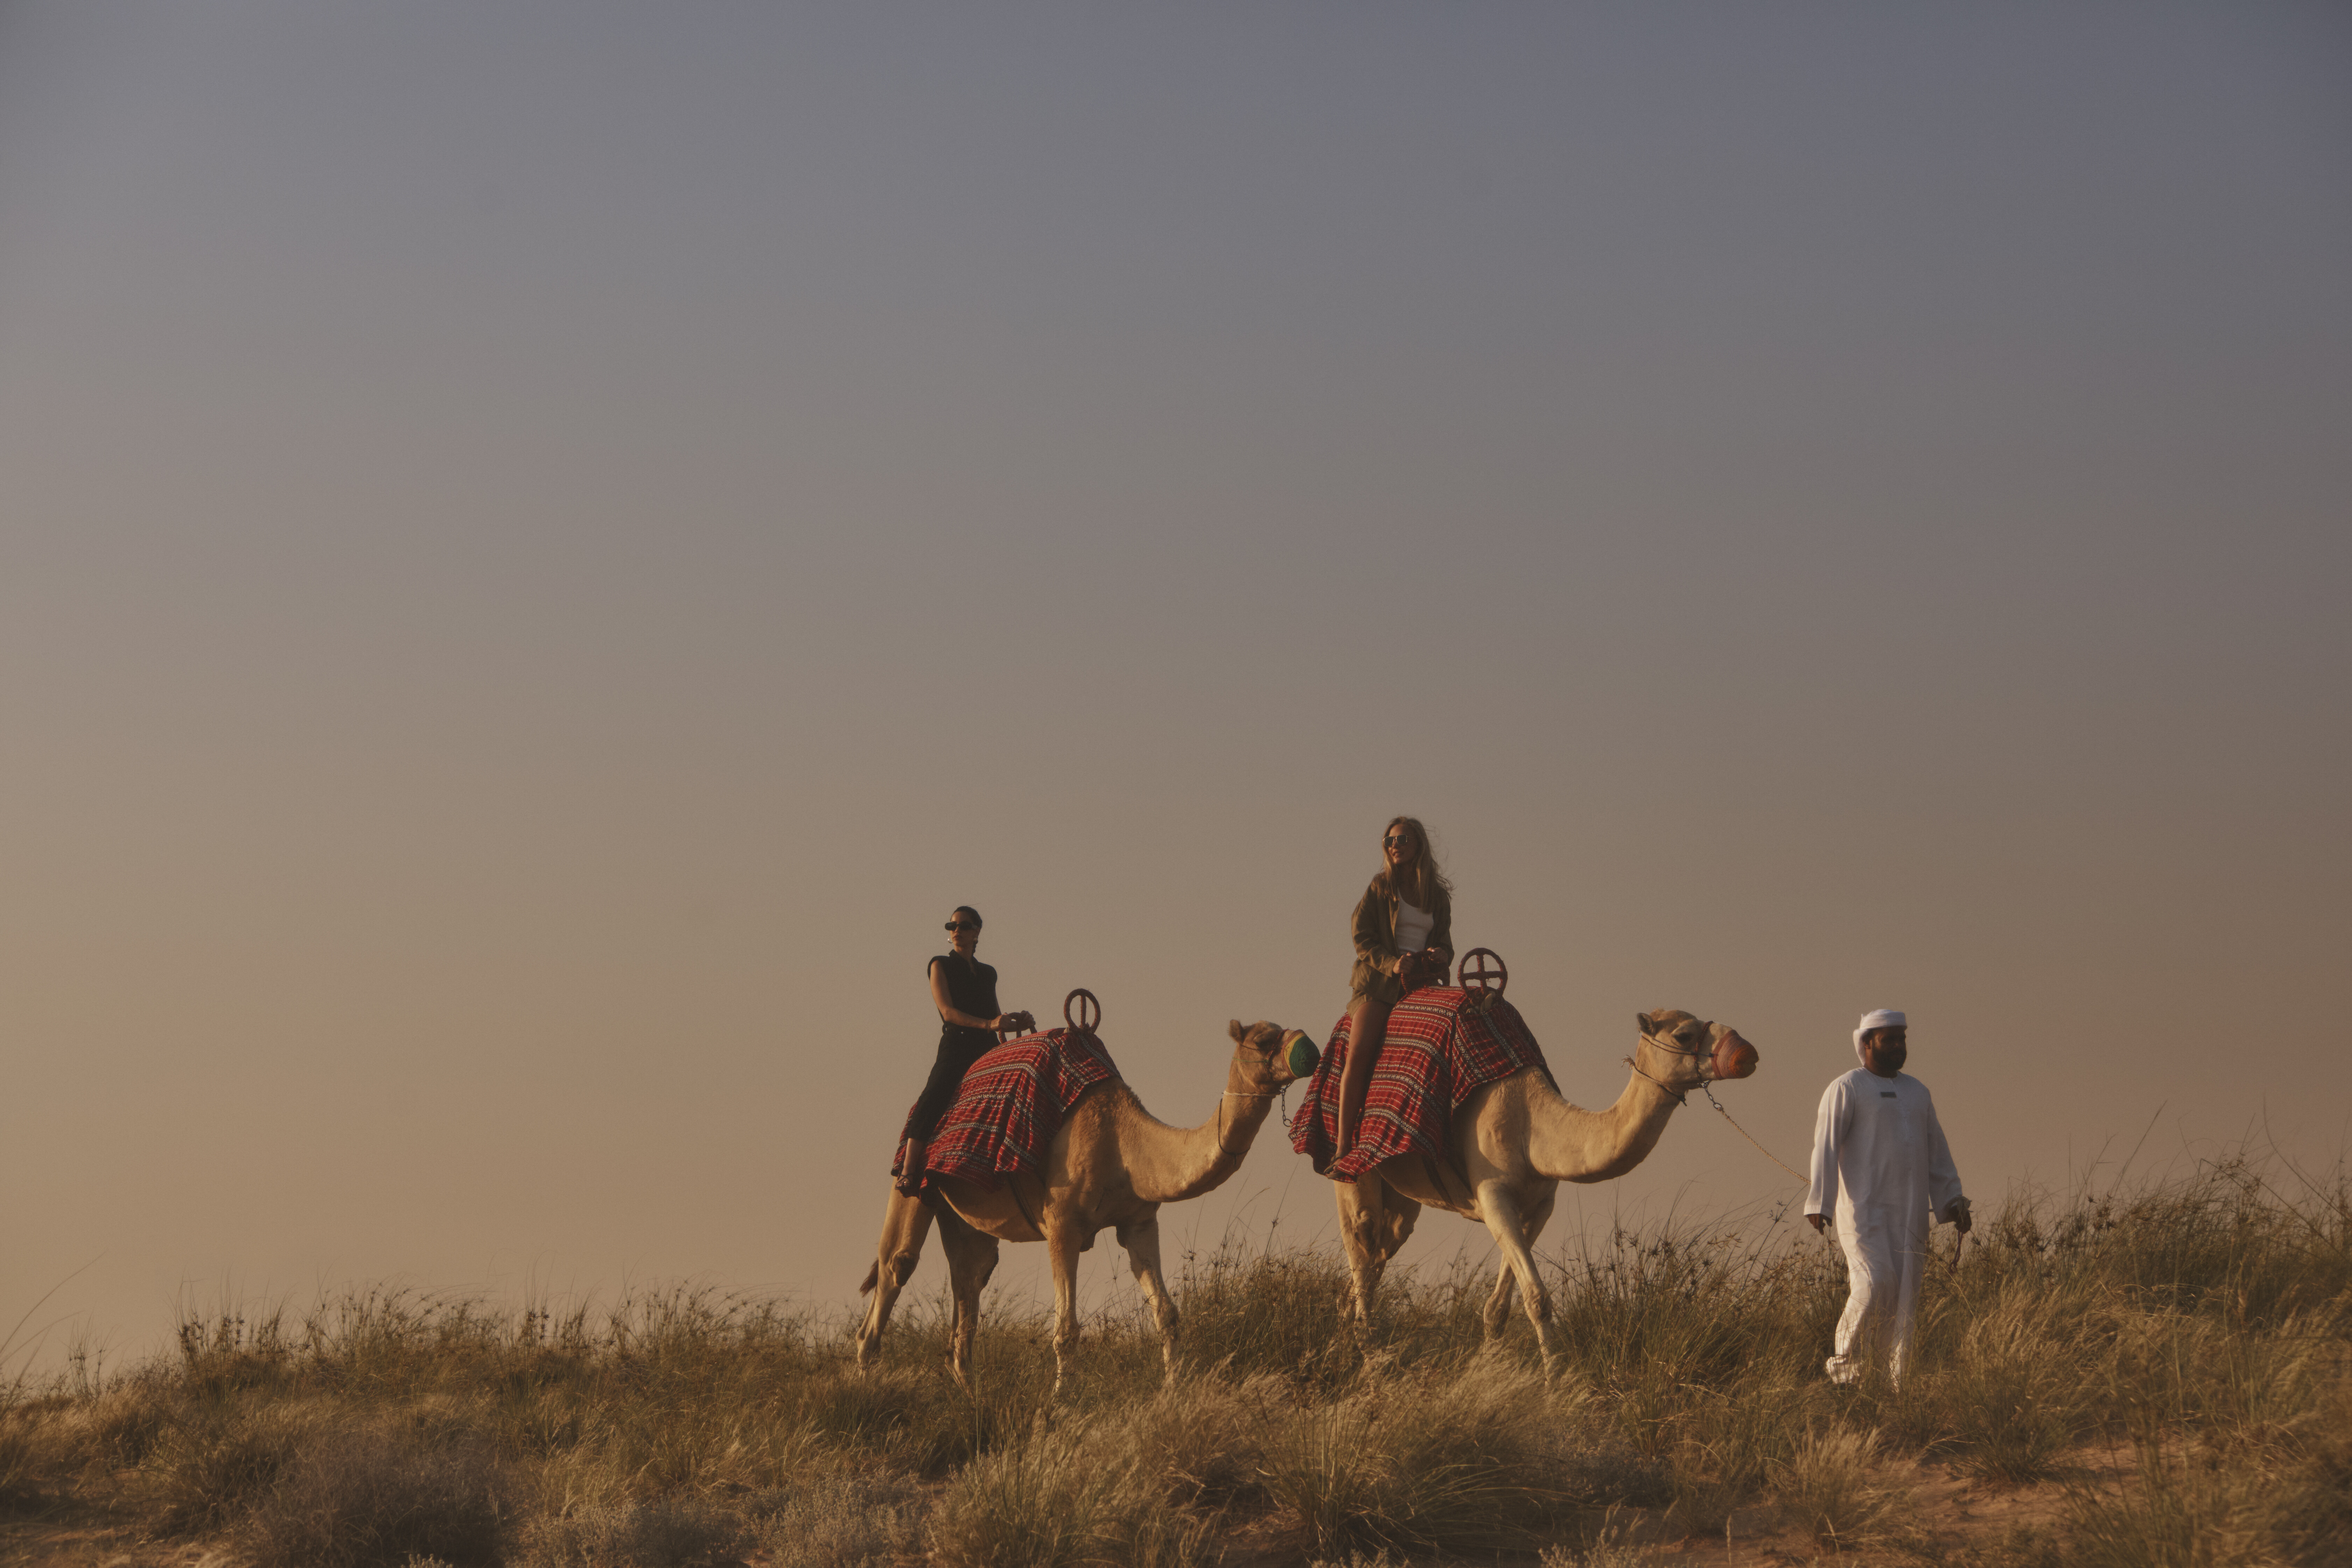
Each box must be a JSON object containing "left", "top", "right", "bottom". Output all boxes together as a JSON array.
[
  {"left": 898, "top": 905, "right": 1029, "bottom": 1195},
  {"left": 1335, "top": 817, "right": 1454, "bottom": 1161}
]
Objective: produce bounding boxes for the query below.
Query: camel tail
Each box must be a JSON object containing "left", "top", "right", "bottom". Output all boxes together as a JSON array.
[{"left": 859, "top": 1261, "right": 879, "bottom": 1297}]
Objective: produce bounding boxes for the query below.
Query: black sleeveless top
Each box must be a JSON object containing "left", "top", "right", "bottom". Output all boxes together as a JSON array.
[{"left": 930, "top": 953, "right": 1000, "bottom": 1045}]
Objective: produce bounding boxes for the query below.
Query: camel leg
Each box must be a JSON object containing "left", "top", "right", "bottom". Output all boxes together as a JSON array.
[
  {"left": 1116, "top": 1213, "right": 1181, "bottom": 1382},
  {"left": 855, "top": 1187, "right": 936, "bottom": 1370},
  {"left": 1474, "top": 1179, "right": 1555, "bottom": 1366},
  {"left": 1482, "top": 1256, "right": 1518, "bottom": 1338},
  {"left": 1336, "top": 1172, "right": 1421, "bottom": 1335},
  {"left": 1336, "top": 1174, "right": 1385, "bottom": 1331},
  {"left": 934, "top": 1206, "right": 999, "bottom": 1392},
  {"left": 1045, "top": 1213, "right": 1085, "bottom": 1395},
  {"left": 1482, "top": 1185, "right": 1556, "bottom": 1340}
]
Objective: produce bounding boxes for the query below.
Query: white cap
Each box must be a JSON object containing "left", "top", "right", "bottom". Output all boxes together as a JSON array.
[{"left": 1853, "top": 1008, "right": 1906, "bottom": 1064}]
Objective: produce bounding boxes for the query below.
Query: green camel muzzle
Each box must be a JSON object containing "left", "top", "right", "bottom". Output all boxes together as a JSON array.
[{"left": 1285, "top": 1030, "right": 1321, "bottom": 1078}]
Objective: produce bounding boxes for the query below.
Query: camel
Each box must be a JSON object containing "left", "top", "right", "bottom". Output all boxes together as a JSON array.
[
  {"left": 1334, "top": 1006, "right": 1758, "bottom": 1365},
  {"left": 857, "top": 1018, "right": 1317, "bottom": 1391}
]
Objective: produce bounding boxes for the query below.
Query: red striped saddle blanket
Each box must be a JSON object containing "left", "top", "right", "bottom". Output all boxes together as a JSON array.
[
  {"left": 894, "top": 1029, "right": 1122, "bottom": 1191},
  {"left": 1288, "top": 986, "right": 1550, "bottom": 1183}
]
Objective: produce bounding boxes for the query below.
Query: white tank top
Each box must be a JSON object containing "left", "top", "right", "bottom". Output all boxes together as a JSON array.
[{"left": 1394, "top": 897, "right": 1434, "bottom": 955}]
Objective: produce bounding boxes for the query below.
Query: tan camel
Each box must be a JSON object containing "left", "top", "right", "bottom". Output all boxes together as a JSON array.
[
  {"left": 858, "top": 1018, "right": 1316, "bottom": 1391},
  {"left": 1336, "top": 1007, "right": 1758, "bottom": 1364}
]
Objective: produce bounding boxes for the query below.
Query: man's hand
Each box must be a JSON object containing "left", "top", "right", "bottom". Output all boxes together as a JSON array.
[
  {"left": 1807, "top": 1213, "right": 1828, "bottom": 1234},
  {"left": 1950, "top": 1197, "right": 1974, "bottom": 1237}
]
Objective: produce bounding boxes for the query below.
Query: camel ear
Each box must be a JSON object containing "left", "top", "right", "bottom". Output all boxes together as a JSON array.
[
  {"left": 1228, "top": 1019, "right": 1246, "bottom": 1043},
  {"left": 1636, "top": 1011, "right": 1657, "bottom": 1037}
]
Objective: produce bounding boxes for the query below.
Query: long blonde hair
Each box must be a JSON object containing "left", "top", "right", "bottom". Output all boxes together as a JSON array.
[{"left": 1377, "top": 816, "right": 1452, "bottom": 909}]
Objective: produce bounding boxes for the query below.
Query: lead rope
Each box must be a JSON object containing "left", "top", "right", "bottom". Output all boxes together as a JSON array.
[
  {"left": 1696, "top": 1084, "right": 1970, "bottom": 1268},
  {"left": 1699, "top": 1081, "right": 1809, "bottom": 1188}
]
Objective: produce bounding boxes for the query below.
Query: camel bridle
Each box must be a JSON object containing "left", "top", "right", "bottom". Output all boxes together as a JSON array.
[
  {"left": 1626, "top": 1029, "right": 1724, "bottom": 1107},
  {"left": 1216, "top": 1035, "right": 1295, "bottom": 1156}
]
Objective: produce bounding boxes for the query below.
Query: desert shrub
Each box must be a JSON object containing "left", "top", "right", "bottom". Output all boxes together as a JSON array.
[
  {"left": 0, "top": 1402, "right": 43, "bottom": 1513},
  {"left": 1652, "top": 1378, "right": 1807, "bottom": 1534},
  {"left": 1168, "top": 1244, "right": 1366, "bottom": 1384},
  {"left": 749, "top": 1469, "right": 928, "bottom": 1567},
  {"left": 1930, "top": 1282, "right": 2095, "bottom": 1482},
  {"left": 1768, "top": 1427, "right": 1903, "bottom": 1548},
  {"left": 1260, "top": 1356, "right": 1645, "bottom": 1558},
  {"left": 139, "top": 1400, "right": 313, "bottom": 1534},
  {"left": 1111, "top": 1371, "right": 1290, "bottom": 1510},
  {"left": 174, "top": 1305, "right": 298, "bottom": 1400},
  {"left": 927, "top": 1412, "right": 1209, "bottom": 1568},
  {"left": 1538, "top": 1535, "right": 1654, "bottom": 1568},
  {"left": 2058, "top": 1436, "right": 2336, "bottom": 1568},
  {"left": 517, "top": 1496, "right": 743, "bottom": 1568},
  {"left": 240, "top": 1427, "right": 505, "bottom": 1568},
  {"left": 79, "top": 1372, "right": 181, "bottom": 1467},
  {"left": 551, "top": 1390, "right": 818, "bottom": 1499},
  {"left": 794, "top": 1358, "right": 1053, "bottom": 1476}
]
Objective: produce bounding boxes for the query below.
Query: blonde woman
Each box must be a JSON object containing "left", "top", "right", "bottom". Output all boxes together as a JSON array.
[{"left": 1335, "top": 817, "right": 1454, "bottom": 1160}]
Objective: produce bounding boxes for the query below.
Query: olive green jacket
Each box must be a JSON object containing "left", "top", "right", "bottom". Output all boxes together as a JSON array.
[{"left": 1349, "top": 875, "right": 1454, "bottom": 1003}]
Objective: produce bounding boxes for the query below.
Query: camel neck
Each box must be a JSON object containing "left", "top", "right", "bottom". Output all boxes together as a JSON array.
[
  {"left": 1524, "top": 1052, "right": 1684, "bottom": 1183},
  {"left": 1124, "top": 1055, "right": 1279, "bottom": 1205}
]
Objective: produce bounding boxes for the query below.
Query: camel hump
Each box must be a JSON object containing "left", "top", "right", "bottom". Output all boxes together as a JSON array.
[
  {"left": 902, "top": 1029, "right": 1124, "bottom": 1193},
  {"left": 1295, "top": 989, "right": 1549, "bottom": 1181}
]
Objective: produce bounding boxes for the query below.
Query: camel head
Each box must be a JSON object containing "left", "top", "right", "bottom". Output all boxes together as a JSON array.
[
  {"left": 1227, "top": 1018, "right": 1320, "bottom": 1093},
  {"left": 1635, "top": 1009, "right": 1760, "bottom": 1095}
]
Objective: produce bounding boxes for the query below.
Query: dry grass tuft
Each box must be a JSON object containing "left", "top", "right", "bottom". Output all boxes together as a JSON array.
[
  {"left": 926, "top": 1406, "right": 1222, "bottom": 1568},
  {"left": 241, "top": 1426, "right": 506, "bottom": 1568},
  {"left": 748, "top": 1469, "right": 927, "bottom": 1567},
  {"left": 136, "top": 1400, "right": 315, "bottom": 1535},
  {"left": 1260, "top": 1355, "right": 1656, "bottom": 1557},
  {"left": 1768, "top": 1426, "right": 1903, "bottom": 1549},
  {"left": 516, "top": 1496, "right": 742, "bottom": 1568}
]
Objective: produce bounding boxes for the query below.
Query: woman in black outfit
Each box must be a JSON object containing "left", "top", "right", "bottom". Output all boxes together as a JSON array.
[{"left": 898, "top": 905, "right": 1027, "bottom": 1194}]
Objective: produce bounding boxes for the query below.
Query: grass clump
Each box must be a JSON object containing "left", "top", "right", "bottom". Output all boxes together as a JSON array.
[
  {"left": 242, "top": 1427, "right": 505, "bottom": 1568},
  {"left": 1260, "top": 1356, "right": 1660, "bottom": 1557},
  {"left": 1768, "top": 1426, "right": 1903, "bottom": 1549},
  {"left": 136, "top": 1400, "right": 315, "bottom": 1534},
  {"left": 516, "top": 1496, "right": 741, "bottom": 1568}
]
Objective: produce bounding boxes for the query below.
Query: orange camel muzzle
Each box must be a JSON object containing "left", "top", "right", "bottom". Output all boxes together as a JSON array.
[{"left": 1712, "top": 1029, "right": 1759, "bottom": 1081}]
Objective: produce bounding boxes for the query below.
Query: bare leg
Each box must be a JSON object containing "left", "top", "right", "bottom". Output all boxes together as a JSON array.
[
  {"left": 855, "top": 1187, "right": 937, "bottom": 1369},
  {"left": 1117, "top": 1214, "right": 1181, "bottom": 1381},
  {"left": 935, "top": 1206, "right": 999, "bottom": 1391},
  {"left": 1336, "top": 994, "right": 1392, "bottom": 1159},
  {"left": 1474, "top": 1179, "right": 1555, "bottom": 1367}
]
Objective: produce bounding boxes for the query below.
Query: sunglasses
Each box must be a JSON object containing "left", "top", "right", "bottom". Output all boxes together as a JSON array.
[
  {"left": 1384, "top": 835, "right": 1412, "bottom": 848},
  {"left": 945, "top": 919, "right": 980, "bottom": 933}
]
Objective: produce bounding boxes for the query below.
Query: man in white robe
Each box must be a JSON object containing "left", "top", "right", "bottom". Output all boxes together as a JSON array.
[{"left": 1805, "top": 1008, "right": 1969, "bottom": 1385}]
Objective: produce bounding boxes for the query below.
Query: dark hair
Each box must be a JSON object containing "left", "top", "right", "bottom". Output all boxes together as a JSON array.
[{"left": 950, "top": 905, "right": 982, "bottom": 929}]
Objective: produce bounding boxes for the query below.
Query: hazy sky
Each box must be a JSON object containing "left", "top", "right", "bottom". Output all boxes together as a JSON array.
[{"left": 5, "top": 1, "right": 2348, "bottom": 1370}]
